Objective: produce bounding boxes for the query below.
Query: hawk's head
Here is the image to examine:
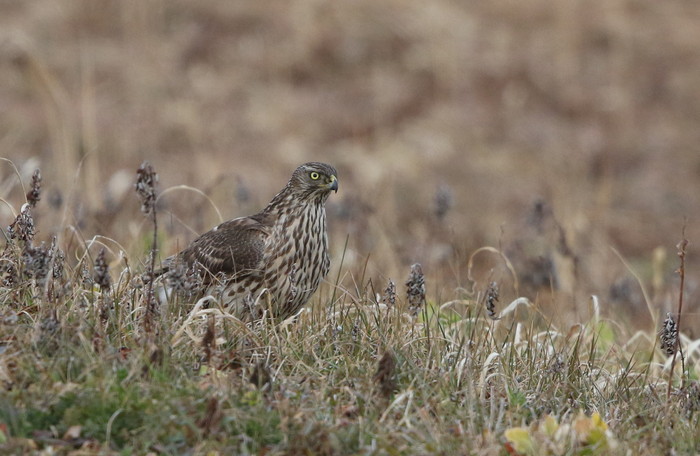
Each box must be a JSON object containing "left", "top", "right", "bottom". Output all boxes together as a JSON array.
[{"left": 289, "top": 162, "right": 339, "bottom": 198}]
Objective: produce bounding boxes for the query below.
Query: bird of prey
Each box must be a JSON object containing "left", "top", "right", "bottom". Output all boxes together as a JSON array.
[{"left": 160, "top": 162, "right": 338, "bottom": 321}]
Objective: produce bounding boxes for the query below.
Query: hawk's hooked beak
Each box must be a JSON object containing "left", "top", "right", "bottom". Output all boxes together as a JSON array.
[{"left": 328, "top": 175, "right": 338, "bottom": 193}]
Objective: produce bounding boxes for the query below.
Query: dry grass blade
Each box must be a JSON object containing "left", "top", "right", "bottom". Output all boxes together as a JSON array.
[
  {"left": 157, "top": 185, "right": 224, "bottom": 225},
  {"left": 611, "top": 247, "right": 656, "bottom": 330},
  {"left": 467, "top": 246, "right": 519, "bottom": 294}
]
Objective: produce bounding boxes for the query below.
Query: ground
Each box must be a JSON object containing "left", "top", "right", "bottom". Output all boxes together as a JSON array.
[{"left": 1, "top": 1, "right": 699, "bottom": 454}]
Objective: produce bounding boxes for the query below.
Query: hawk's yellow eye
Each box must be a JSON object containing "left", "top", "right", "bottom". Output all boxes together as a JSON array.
[{"left": 310, "top": 172, "right": 320, "bottom": 180}]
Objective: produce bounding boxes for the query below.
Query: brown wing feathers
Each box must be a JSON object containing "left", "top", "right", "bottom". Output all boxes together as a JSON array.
[{"left": 163, "top": 216, "right": 270, "bottom": 278}]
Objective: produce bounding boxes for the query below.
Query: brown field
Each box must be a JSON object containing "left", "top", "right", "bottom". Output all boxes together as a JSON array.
[
  {"left": 3, "top": 0, "right": 699, "bottom": 329},
  {"left": 1, "top": 1, "right": 700, "bottom": 454}
]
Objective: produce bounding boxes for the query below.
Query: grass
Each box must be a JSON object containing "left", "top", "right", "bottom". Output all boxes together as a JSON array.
[
  {"left": 2, "top": 1, "right": 700, "bottom": 453},
  {"left": 0, "top": 178, "right": 699, "bottom": 455}
]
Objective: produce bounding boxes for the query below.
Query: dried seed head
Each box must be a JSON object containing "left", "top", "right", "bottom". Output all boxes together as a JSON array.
[
  {"left": 485, "top": 281, "right": 500, "bottom": 320},
  {"left": 249, "top": 361, "right": 272, "bottom": 388},
  {"left": 351, "top": 321, "right": 360, "bottom": 341},
  {"left": 201, "top": 314, "right": 216, "bottom": 363},
  {"left": 80, "top": 264, "right": 93, "bottom": 289},
  {"left": 547, "top": 355, "right": 565, "bottom": 375},
  {"left": 36, "top": 311, "right": 60, "bottom": 347},
  {"left": 22, "top": 242, "right": 51, "bottom": 285},
  {"left": 682, "top": 381, "right": 700, "bottom": 418},
  {"left": 51, "top": 238, "right": 65, "bottom": 280},
  {"left": 527, "top": 199, "right": 553, "bottom": 234},
  {"left": 7, "top": 203, "right": 35, "bottom": 243},
  {"left": 39, "top": 313, "right": 60, "bottom": 334},
  {"left": 148, "top": 345, "right": 164, "bottom": 367},
  {"left": 1, "top": 260, "right": 19, "bottom": 288},
  {"left": 382, "top": 279, "right": 396, "bottom": 307},
  {"left": 166, "top": 261, "right": 203, "bottom": 296},
  {"left": 434, "top": 184, "right": 453, "bottom": 220},
  {"left": 374, "top": 350, "right": 397, "bottom": 398},
  {"left": 236, "top": 176, "right": 251, "bottom": 205},
  {"left": 26, "top": 169, "right": 42, "bottom": 208},
  {"left": 135, "top": 161, "right": 158, "bottom": 215},
  {"left": 660, "top": 312, "right": 678, "bottom": 356},
  {"left": 196, "top": 397, "right": 222, "bottom": 436},
  {"left": 406, "top": 263, "right": 425, "bottom": 316},
  {"left": 93, "top": 248, "right": 111, "bottom": 291}
]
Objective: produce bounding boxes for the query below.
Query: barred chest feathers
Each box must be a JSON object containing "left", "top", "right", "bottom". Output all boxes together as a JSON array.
[{"left": 264, "top": 196, "right": 330, "bottom": 313}]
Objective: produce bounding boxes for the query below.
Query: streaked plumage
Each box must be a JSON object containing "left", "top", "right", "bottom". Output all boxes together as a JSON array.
[{"left": 160, "top": 162, "right": 338, "bottom": 321}]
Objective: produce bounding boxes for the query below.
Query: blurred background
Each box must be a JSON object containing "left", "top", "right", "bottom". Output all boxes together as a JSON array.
[{"left": 1, "top": 0, "right": 699, "bottom": 330}]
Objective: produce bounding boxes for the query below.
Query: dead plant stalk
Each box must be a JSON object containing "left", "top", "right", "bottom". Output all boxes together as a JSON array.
[{"left": 667, "top": 231, "right": 688, "bottom": 400}]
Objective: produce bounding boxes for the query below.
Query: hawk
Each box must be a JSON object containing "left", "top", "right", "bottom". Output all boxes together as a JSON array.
[{"left": 160, "top": 162, "right": 338, "bottom": 321}]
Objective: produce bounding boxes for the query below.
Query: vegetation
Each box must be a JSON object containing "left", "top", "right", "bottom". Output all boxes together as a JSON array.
[
  {"left": 0, "top": 165, "right": 698, "bottom": 454},
  {"left": 2, "top": 1, "right": 700, "bottom": 454}
]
